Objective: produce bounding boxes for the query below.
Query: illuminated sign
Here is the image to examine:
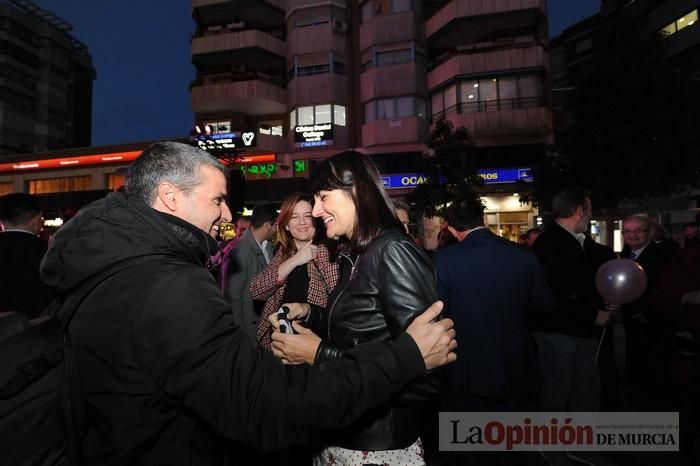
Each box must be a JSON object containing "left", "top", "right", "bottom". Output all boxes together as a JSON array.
[
  {"left": 477, "top": 168, "right": 533, "bottom": 184},
  {"left": 294, "top": 124, "right": 333, "bottom": 148},
  {"left": 381, "top": 173, "right": 429, "bottom": 189},
  {"left": 241, "top": 163, "right": 277, "bottom": 179},
  {"left": 293, "top": 160, "right": 306, "bottom": 173},
  {"left": 191, "top": 130, "right": 257, "bottom": 154},
  {"left": 231, "top": 154, "right": 276, "bottom": 165},
  {"left": 0, "top": 151, "right": 142, "bottom": 174}
]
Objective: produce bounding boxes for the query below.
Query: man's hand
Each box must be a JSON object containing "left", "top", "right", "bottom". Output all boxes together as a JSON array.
[
  {"left": 594, "top": 310, "right": 611, "bottom": 327},
  {"left": 270, "top": 323, "right": 321, "bottom": 365},
  {"left": 406, "top": 301, "right": 457, "bottom": 370}
]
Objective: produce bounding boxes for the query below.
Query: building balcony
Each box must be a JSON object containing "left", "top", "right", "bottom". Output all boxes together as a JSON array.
[
  {"left": 359, "top": 11, "right": 420, "bottom": 50},
  {"left": 192, "top": 30, "right": 286, "bottom": 73},
  {"left": 191, "top": 76, "right": 287, "bottom": 116},
  {"left": 362, "top": 117, "right": 429, "bottom": 148},
  {"left": 360, "top": 63, "right": 427, "bottom": 102},
  {"left": 434, "top": 98, "right": 552, "bottom": 142},
  {"left": 426, "top": 0, "right": 546, "bottom": 48},
  {"left": 427, "top": 43, "right": 548, "bottom": 89},
  {"left": 192, "top": 0, "right": 284, "bottom": 28},
  {"left": 287, "top": 73, "right": 347, "bottom": 108},
  {"left": 287, "top": 22, "right": 347, "bottom": 56}
]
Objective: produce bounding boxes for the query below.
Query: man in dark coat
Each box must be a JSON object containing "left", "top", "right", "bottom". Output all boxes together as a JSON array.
[
  {"left": 37, "top": 141, "right": 456, "bottom": 465},
  {"left": 0, "top": 193, "right": 55, "bottom": 317},
  {"left": 531, "top": 188, "right": 614, "bottom": 413},
  {"left": 437, "top": 196, "right": 553, "bottom": 412},
  {"left": 436, "top": 196, "right": 553, "bottom": 466},
  {"left": 620, "top": 215, "right": 674, "bottom": 400}
]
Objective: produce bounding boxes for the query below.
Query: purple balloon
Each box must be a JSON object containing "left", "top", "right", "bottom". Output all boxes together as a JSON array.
[{"left": 595, "top": 258, "right": 648, "bottom": 305}]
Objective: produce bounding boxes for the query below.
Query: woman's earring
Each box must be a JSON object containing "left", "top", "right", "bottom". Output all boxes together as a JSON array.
[{"left": 285, "top": 225, "right": 290, "bottom": 231}]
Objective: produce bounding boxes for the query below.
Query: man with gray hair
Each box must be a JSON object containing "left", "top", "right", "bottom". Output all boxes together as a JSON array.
[{"left": 37, "top": 141, "right": 456, "bottom": 465}]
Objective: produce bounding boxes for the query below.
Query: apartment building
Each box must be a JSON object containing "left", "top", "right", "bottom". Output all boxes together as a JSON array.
[
  {"left": 190, "top": 0, "right": 553, "bottom": 238},
  {"left": 0, "top": 0, "right": 95, "bottom": 155}
]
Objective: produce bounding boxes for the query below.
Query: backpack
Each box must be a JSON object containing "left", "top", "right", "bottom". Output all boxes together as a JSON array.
[{"left": 0, "top": 256, "right": 159, "bottom": 465}]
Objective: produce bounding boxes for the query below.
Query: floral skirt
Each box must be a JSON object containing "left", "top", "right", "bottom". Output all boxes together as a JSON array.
[{"left": 312, "top": 438, "right": 424, "bottom": 466}]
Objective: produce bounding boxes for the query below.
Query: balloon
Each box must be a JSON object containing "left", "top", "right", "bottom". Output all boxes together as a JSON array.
[{"left": 595, "top": 258, "right": 648, "bottom": 305}]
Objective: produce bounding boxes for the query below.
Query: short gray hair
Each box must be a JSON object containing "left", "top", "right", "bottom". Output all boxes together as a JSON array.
[{"left": 126, "top": 141, "right": 226, "bottom": 205}]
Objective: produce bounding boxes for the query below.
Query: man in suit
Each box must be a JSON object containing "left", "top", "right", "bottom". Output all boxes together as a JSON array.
[
  {"left": 620, "top": 215, "right": 674, "bottom": 404},
  {"left": 0, "top": 193, "right": 55, "bottom": 317},
  {"left": 437, "top": 195, "right": 553, "bottom": 411},
  {"left": 223, "top": 204, "right": 277, "bottom": 340},
  {"left": 436, "top": 196, "right": 552, "bottom": 465}
]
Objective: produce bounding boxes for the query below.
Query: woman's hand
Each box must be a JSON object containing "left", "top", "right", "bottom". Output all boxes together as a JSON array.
[
  {"left": 292, "top": 243, "right": 318, "bottom": 266},
  {"left": 270, "top": 323, "right": 321, "bottom": 365}
]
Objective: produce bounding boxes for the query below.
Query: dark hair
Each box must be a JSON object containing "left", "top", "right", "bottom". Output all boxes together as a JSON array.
[
  {"left": 275, "top": 192, "right": 323, "bottom": 258},
  {"left": 525, "top": 227, "right": 542, "bottom": 237},
  {"left": 311, "top": 151, "right": 403, "bottom": 253},
  {"left": 0, "top": 193, "right": 42, "bottom": 226},
  {"left": 126, "top": 141, "right": 225, "bottom": 205},
  {"left": 393, "top": 200, "right": 410, "bottom": 213},
  {"left": 682, "top": 222, "right": 698, "bottom": 230},
  {"left": 250, "top": 204, "right": 278, "bottom": 228},
  {"left": 552, "top": 187, "right": 590, "bottom": 219},
  {"left": 443, "top": 195, "right": 485, "bottom": 232}
]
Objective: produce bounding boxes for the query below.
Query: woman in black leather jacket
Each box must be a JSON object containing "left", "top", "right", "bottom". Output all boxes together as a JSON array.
[{"left": 270, "top": 151, "right": 439, "bottom": 466}]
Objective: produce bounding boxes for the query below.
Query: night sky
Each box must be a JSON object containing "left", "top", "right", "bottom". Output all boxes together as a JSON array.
[{"left": 35, "top": 0, "right": 601, "bottom": 147}]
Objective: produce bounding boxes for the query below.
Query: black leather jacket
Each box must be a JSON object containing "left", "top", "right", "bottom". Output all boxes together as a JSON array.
[{"left": 306, "top": 228, "right": 440, "bottom": 450}]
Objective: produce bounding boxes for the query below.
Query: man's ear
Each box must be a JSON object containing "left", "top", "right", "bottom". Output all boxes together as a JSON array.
[
  {"left": 32, "top": 214, "right": 43, "bottom": 235},
  {"left": 155, "top": 182, "right": 179, "bottom": 212}
]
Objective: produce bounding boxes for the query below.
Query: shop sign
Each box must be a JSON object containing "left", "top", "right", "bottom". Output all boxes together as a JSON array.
[
  {"left": 294, "top": 124, "right": 333, "bottom": 148},
  {"left": 191, "top": 130, "right": 257, "bottom": 154},
  {"left": 477, "top": 168, "right": 533, "bottom": 184},
  {"left": 381, "top": 173, "right": 428, "bottom": 189}
]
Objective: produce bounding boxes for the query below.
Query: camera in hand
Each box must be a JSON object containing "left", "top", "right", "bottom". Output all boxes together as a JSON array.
[{"left": 277, "top": 305, "right": 296, "bottom": 335}]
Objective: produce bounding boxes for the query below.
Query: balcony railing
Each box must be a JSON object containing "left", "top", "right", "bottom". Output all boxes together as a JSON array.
[
  {"left": 190, "top": 71, "right": 286, "bottom": 90},
  {"left": 432, "top": 96, "right": 546, "bottom": 120}
]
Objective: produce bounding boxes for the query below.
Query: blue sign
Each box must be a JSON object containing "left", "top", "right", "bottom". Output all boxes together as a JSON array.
[
  {"left": 381, "top": 173, "right": 428, "bottom": 189},
  {"left": 477, "top": 167, "right": 533, "bottom": 184}
]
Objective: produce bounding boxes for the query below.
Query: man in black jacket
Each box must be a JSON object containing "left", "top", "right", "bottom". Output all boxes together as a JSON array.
[
  {"left": 620, "top": 215, "right": 673, "bottom": 403},
  {"left": 531, "top": 188, "right": 613, "bottom": 414},
  {"left": 0, "top": 193, "right": 55, "bottom": 317},
  {"left": 38, "top": 141, "right": 456, "bottom": 465}
]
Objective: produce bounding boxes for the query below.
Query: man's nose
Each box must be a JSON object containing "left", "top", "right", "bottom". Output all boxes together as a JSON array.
[
  {"left": 312, "top": 201, "right": 322, "bottom": 217},
  {"left": 221, "top": 202, "right": 232, "bottom": 224}
]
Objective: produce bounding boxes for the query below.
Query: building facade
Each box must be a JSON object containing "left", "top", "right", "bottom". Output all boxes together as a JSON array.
[
  {"left": 0, "top": 0, "right": 95, "bottom": 155},
  {"left": 190, "top": 0, "right": 553, "bottom": 240}
]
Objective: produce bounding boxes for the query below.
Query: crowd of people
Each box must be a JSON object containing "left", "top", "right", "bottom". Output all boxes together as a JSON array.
[{"left": 1, "top": 141, "right": 699, "bottom": 465}]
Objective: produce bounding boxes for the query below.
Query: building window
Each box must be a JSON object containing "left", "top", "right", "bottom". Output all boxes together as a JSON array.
[
  {"left": 0, "top": 182, "right": 13, "bottom": 196},
  {"left": 361, "top": 0, "right": 412, "bottom": 20},
  {"left": 290, "top": 104, "right": 347, "bottom": 127},
  {"left": 291, "top": 53, "right": 345, "bottom": 78},
  {"left": 297, "top": 63, "right": 331, "bottom": 76},
  {"left": 107, "top": 174, "right": 125, "bottom": 191},
  {"left": 433, "top": 73, "right": 543, "bottom": 118},
  {"left": 203, "top": 120, "right": 231, "bottom": 134},
  {"left": 27, "top": 176, "right": 91, "bottom": 194},
  {"left": 259, "top": 120, "right": 284, "bottom": 137},
  {"left": 365, "top": 97, "right": 427, "bottom": 122},
  {"left": 659, "top": 9, "right": 697, "bottom": 37},
  {"left": 295, "top": 6, "right": 331, "bottom": 28},
  {"left": 376, "top": 48, "right": 413, "bottom": 67}
]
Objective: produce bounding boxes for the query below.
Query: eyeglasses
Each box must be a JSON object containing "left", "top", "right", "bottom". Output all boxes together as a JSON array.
[{"left": 622, "top": 229, "right": 649, "bottom": 235}]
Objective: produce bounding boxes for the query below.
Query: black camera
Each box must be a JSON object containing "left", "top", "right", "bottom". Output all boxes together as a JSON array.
[{"left": 276, "top": 305, "right": 295, "bottom": 335}]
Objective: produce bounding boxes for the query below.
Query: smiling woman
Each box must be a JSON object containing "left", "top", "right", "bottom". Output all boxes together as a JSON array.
[
  {"left": 251, "top": 192, "right": 339, "bottom": 350},
  {"left": 269, "top": 151, "right": 441, "bottom": 466}
]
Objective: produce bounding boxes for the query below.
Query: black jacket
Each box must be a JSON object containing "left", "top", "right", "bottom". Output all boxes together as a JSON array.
[
  {"left": 620, "top": 241, "right": 673, "bottom": 323},
  {"left": 532, "top": 222, "right": 615, "bottom": 338},
  {"left": 0, "top": 230, "right": 54, "bottom": 317},
  {"left": 39, "top": 193, "right": 427, "bottom": 465},
  {"left": 306, "top": 228, "right": 439, "bottom": 450}
]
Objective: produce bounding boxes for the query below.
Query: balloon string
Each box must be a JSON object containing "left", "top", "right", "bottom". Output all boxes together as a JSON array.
[{"left": 594, "top": 327, "right": 607, "bottom": 365}]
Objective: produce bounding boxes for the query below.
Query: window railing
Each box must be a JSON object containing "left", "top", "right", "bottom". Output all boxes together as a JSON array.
[
  {"left": 431, "top": 96, "right": 546, "bottom": 119},
  {"left": 190, "top": 71, "right": 286, "bottom": 89}
]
